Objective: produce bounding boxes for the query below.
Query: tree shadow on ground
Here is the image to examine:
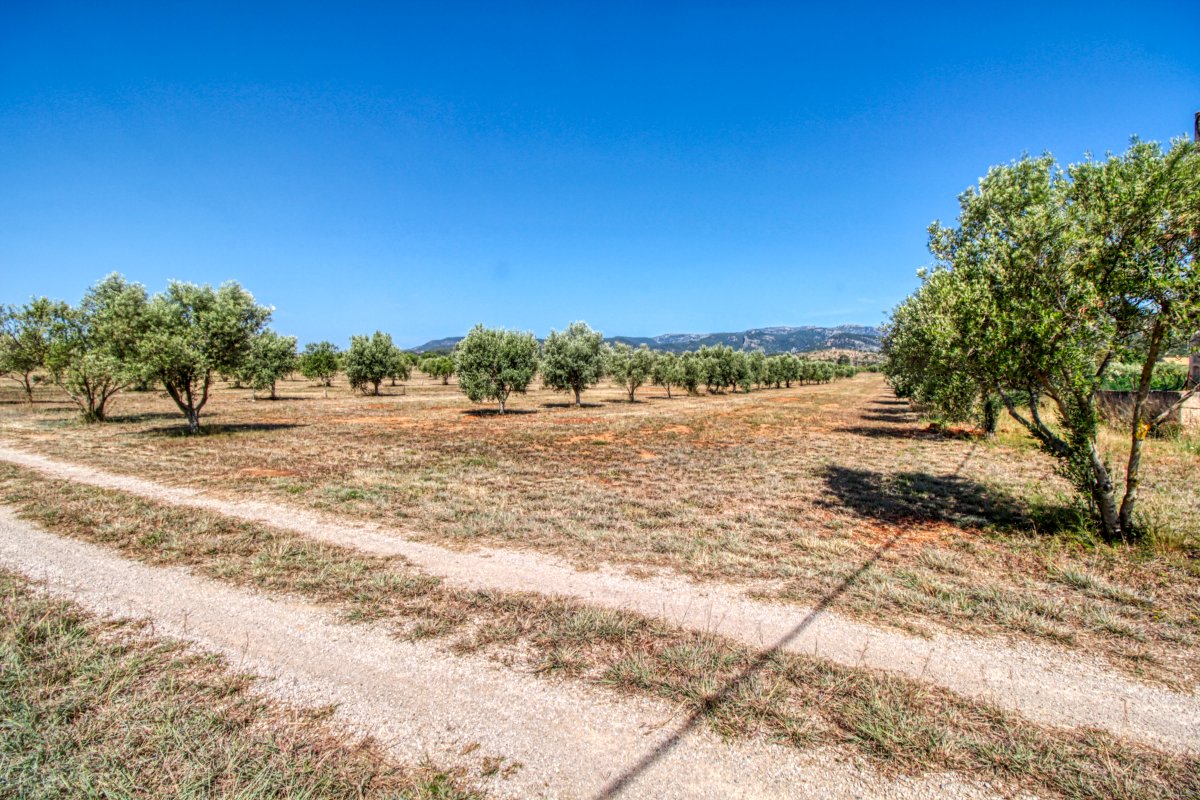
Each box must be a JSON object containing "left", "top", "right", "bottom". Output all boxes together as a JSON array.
[
  {"left": 859, "top": 411, "right": 917, "bottom": 423},
  {"left": 105, "top": 411, "right": 188, "bottom": 424},
  {"left": 591, "top": 523, "right": 904, "bottom": 800},
  {"left": 351, "top": 389, "right": 410, "bottom": 398},
  {"left": 140, "top": 422, "right": 305, "bottom": 437},
  {"left": 821, "top": 465, "right": 1029, "bottom": 531},
  {"left": 0, "top": 398, "right": 71, "bottom": 407},
  {"left": 460, "top": 408, "right": 538, "bottom": 417},
  {"left": 833, "top": 425, "right": 943, "bottom": 440},
  {"left": 542, "top": 402, "right": 604, "bottom": 409},
  {"left": 870, "top": 399, "right": 910, "bottom": 407},
  {"left": 821, "top": 465, "right": 1085, "bottom": 536}
]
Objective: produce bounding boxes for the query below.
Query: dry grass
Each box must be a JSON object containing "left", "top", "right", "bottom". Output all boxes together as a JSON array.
[
  {"left": 1, "top": 372, "right": 1197, "bottom": 685},
  {"left": 2, "top": 465, "right": 1198, "bottom": 800},
  {"left": 0, "top": 566, "right": 481, "bottom": 799}
]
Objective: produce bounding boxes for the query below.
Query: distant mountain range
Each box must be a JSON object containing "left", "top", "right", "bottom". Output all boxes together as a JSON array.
[{"left": 412, "top": 325, "right": 882, "bottom": 354}]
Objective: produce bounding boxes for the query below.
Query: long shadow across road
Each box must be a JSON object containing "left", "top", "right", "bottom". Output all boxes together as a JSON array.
[
  {"left": 592, "top": 529, "right": 902, "bottom": 799},
  {"left": 593, "top": 440, "right": 982, "bottom": 798}
]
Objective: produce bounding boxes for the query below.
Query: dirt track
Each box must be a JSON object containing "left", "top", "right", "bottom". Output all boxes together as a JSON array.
[
  {"left": 0, "top": 509, "right": 1010, "bottom": 800},
  {"left": 1, "top": 442, "right": 1195, "bottom": 754}
]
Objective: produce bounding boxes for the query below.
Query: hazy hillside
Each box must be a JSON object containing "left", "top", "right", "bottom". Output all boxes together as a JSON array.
[{"left": 412, "top": 325, "right": 881, "bottom": 354}]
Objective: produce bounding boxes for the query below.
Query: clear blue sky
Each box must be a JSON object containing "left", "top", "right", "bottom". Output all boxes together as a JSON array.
[{"left": 2, "top": 2, "right": 1197, "bottom": 347}]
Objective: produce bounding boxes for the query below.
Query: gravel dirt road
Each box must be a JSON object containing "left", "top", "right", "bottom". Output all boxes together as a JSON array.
[{"left": 0, "top": 509, "right": 1017, "bottom": 799}]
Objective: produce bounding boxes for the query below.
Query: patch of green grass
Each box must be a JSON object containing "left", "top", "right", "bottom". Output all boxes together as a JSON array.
[
  {"left": 325, "top": 485, "right": 367, "bottom": 502},
  {"left": 0, "top": 568, "right": 481, "bottom": 800}
]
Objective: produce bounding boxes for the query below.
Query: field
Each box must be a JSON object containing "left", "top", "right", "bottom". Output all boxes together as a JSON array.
[
  {"left": 2, "top": 370, "right": 1199, "bottom": 798},
  {"left": 4, "top": 371, "right": 1198, "bottom": 678}
]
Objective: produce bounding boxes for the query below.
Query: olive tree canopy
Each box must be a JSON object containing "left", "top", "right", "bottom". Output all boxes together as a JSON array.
[
  {"left": 422, "top": 355, "right": 455, "bottom": 385},
  {"left": 541, "top": 321, "right": 605, "bottom": 406},
  {"left": 884, "top": 138, "right": 1200, "bottom": 541},
  {"left": 607, "top": 343, "right": 654, "bottom": 402},
  {"left": 454, "top": 325, "right": 539, "bottom": 413},
  {"left": 345, "top": 331, "right": 403, "bottom": 395},
  {"left": 240, "top": 329, "right": 298, "bottom": 400},
  {"left": 298, "top": 341, "right": 341, "bottom": 389},
  {"left": 137, "top": 281, "right": 271, "bottom": 433},
  {"left": 46, "top": 273, "right": 149, "bottom": 421},
  {"left": 0, "top": 297, "right": 64, "bottom": 404}
]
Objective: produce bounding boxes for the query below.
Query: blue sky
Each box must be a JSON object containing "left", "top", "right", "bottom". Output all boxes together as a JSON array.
[{"left": 2, "top": 2, "right": 1197, "bottom": 347}]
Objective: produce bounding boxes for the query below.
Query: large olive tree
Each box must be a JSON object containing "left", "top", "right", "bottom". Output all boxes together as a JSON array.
[
  {"left": 137, "top": 281, "right": 271, "bottom": 433},
  {"left": 542, "top": 321, "right": 605, "bottom": 406},
  {"left": 886, "top": 138, "right": 1199, "bottom": 541},
  {"left": 454, "top": 325, "right": 539, "bottom": 413}
]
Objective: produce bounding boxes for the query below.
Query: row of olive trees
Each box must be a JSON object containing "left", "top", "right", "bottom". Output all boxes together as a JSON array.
[
  {"left": 451, "top": 322, "right": 857, "bottom": 413},
  {"left": 882, "top": 138, "right": 1199, "bottom": 542},
  {"left": 1, "top": 277, "right": 858, "bottom": 428},
  {"left": 0, "top": 279, "right": 424, "bottom": 426},
  {"left": 0, "top": 275, "right": 276, "bottom": 433}
]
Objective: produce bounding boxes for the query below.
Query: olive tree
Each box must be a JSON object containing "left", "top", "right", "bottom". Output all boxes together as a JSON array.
[
  {"left": 390, "top": 351, "right": 416, "bottom": 388},
  {"left": 677, "top": 351, "right": 704, "bottom": 395},
  {"left": 45, "top": 274, "right": 149, "bottom": 421},
  {"left": 766, "top": 354, "right": 799, "bottom": 388},
  {"left": 747, "top": 351, "right": 768, "bottom": 389},
  {"left": 782, "top": 354, "right": 802, "bottom": 387},
  {"left": 298, "top": 341, "right": 341, "bottom": 395},
  {"left": 651, "top": 351, "right": 684, "bottom": 398},
  {"left": 0, "top": 297, "right": 64, "bottom": 404},
  {"left": 697, "top": 345, "right": 742, "bottom": 393},
  {"left": 345, "top": 331, "right": 401, "bottom": 395},
  {"left": 422, "top": 355, "right": 455, "bottom": 384},
  {"left": 887, "top": 138, "right": 1200, "bottom": 541},
  {"left": 734, "top": 350, "right": 754, "bottom": 393},
  {"left": 607, "top": 343, "right": 654, "bottom": 402},
  {"left": 541, "top": 321, "right": 605, "bottom": 405},
  {"left": 137, "top": 281, "right": 271, "bottom": 433},
  {"left": 240, "top": 330, "right": 297, "bottom": 400},
  {"left": 454, "top": 324, "right": 539, "bottom": 413},
  {"left": 882, "top": 268, "right": 998, "bottom": 433}
]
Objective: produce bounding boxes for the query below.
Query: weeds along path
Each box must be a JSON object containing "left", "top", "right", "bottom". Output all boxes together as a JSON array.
[
  {"left": 0, "top": 510, "right": 1008, "bottom": 800},
  {"left": 0, "top": 443, "right": 1196, "bottom": 754}
]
